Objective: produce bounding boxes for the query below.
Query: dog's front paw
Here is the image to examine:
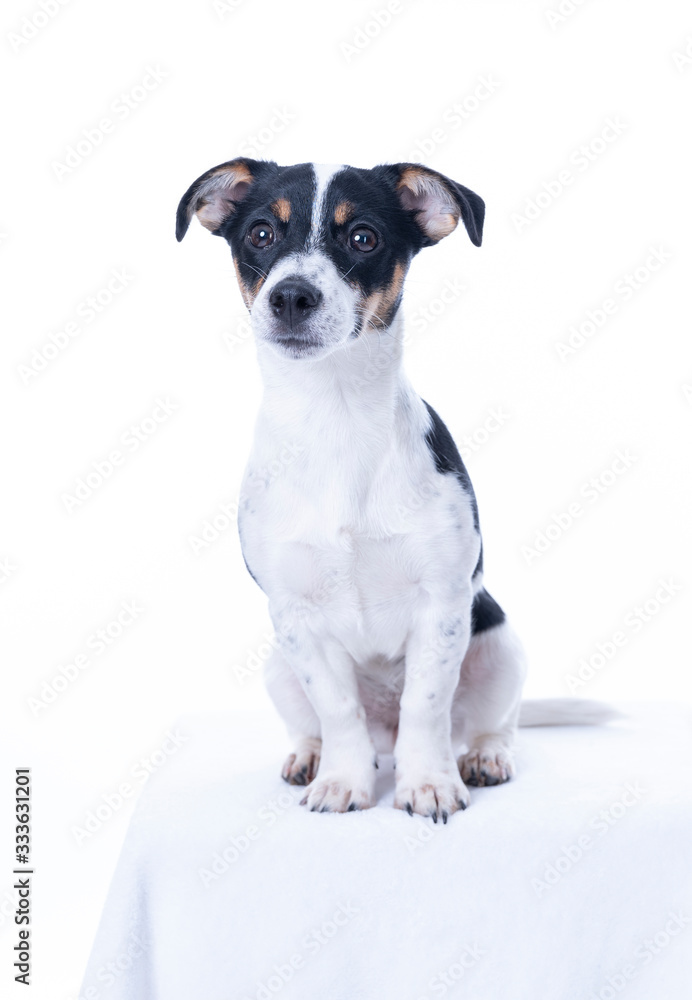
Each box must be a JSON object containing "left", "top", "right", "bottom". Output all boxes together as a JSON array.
[
  {"left": 281, "top": 738, "right": 321, "bottom": 786},
  {"left": 458, "top": 746, "right": 514, "bottom": 787},
  {"left": 300, "top": 772, "right": 375, "bottom": 813},
  {"left": 394, "top": 769, "right": 470, "bottom": 822}
]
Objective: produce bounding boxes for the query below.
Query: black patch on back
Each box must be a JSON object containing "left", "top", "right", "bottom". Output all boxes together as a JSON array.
[
  {"left": 238, "top": 509, "right": 264, "bottom": 592},
  {"left": 422, "top": 401, "right": 479, "bottom": 533},
  {"left": 471, "top": 588, "right": 506, "bottom": 634},
  {"left": 474, "top": 540, "right": 484, "bottom": 579}
]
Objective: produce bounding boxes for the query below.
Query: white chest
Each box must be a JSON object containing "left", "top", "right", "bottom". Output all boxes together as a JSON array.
[{"left": 238, "top": 417, "right": 479, "bottom": 664}]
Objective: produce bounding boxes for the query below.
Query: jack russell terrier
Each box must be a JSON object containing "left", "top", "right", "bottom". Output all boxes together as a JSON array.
[{"left": 177, "top": 158, "right": 610, "bottom": 822}]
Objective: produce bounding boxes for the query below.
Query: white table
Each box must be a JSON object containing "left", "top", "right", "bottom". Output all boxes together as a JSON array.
[{"left": 80, "top": 704, "right": 692, "bottom": 1000}]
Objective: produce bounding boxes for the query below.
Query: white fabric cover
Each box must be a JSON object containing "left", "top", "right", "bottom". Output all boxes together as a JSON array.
[{"left": 80, "top": 704, "right": 692, "bottom": 1000}]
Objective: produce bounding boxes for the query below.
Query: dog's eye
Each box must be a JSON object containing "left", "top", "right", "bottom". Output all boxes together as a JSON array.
[
  {"left": 248, "top": 223, "right": 275, "bottom": 248},
  {"left": 349, "top": 226, "right": 378, "bottom": 253}
]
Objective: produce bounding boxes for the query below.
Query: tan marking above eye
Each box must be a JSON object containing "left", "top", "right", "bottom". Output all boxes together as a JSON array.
[
  {"left": 334, "top": 201, "right": 355, "bottom": 226},
  {"left": 271, "top": 198, "right": 292, "bottom": 223}
]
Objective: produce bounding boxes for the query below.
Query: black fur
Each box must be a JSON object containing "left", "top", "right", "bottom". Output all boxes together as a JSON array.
[
  {"left": 217, "top": 162, "right": 316, "bottom": 276},
  {"left": 319, "top": 165, "right": 424, "bottom": 324},
  {"left": 471, "top": 587, "right": 506, "bottom": 634},
  {"left": 422, "top": 400, "right": 485, "bottom": 581},
  {"left": 422, "top": 401, "right": 479, "bottom": 531}
]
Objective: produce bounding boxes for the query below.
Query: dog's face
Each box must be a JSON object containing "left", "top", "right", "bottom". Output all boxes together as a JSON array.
[{"left": 177, "top": 159, "right": 484, "bottom": 360}]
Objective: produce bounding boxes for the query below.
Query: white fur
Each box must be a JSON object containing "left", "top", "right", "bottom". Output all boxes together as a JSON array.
[{"left": 309, "top": 163, "right": 344, "bottom": 244}]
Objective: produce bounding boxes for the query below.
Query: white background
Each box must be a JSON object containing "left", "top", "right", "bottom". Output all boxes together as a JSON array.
[{"left": 1, "top": 0, "right": 691, "bottom": 996}]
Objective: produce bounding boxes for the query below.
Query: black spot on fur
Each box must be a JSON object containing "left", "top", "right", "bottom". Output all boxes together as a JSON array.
[
  {"left": 238, "top": 515, "right": 263, "bottom": 591},
  {"left": 471, "top": 588, "right": 506, "bottom": 634},
  {"left": 422, "top": 401, "right": 479, "bottom": 532}
]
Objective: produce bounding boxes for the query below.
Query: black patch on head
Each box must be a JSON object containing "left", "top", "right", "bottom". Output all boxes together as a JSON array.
[
  {"left": 177, "top": 160, "right": 484, "bottom": 332},
  {"left": 316, "top": 164, "right": 456, "bottom": 332},
  {"left": 215, "top": 161, "right": 317, "bottom": 299},
  {"left": 319, "top": 165, "right": 423, "bottom": 270},
  {"left": 422, "top": 401, "right": 480, "bottom": 533},
  {"left": 471, "top": 588, "right": 506, "bottom": 635}
]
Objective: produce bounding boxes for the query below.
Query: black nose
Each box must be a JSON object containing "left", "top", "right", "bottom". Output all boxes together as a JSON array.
[{"left": 268, "top": 279, "right": 323, "bottom": 328}]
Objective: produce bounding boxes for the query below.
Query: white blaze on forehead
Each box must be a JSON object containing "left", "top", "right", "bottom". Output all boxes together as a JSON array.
[
  {"left": 250, "top": 162, "right": 359, "bottom": 348},
  {"left": 309, "top": 163, "right": 345, "bottom": 244}
]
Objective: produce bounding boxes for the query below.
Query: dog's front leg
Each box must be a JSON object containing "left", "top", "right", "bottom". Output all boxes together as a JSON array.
[
  {"left": 394, "top": 602, "right": 472, "bottom": 821},
  {"left": 273, "top": 613, "right": 377, "bottom": 812}
]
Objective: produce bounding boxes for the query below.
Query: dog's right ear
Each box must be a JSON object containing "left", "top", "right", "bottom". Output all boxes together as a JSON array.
[
  {"left": 176, "top": 158, "right": 265, "bottom": 241},
  {"left": 391, "top": 163, "right": 485, "bottom": 247}
]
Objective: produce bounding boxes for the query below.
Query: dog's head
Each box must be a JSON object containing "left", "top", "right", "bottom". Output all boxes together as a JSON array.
[{"left": 176, "top": 159, "right": 484, "bottom": 359}]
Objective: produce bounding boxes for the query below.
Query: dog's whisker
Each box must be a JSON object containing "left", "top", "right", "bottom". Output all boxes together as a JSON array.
[{"left": 240, "top": 262, "right": 269, "bottom": 281}]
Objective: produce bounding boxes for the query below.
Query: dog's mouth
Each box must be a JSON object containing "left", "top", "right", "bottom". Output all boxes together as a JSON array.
[{"left": 268, "top": 333, "right": 325, "bottom": 358}]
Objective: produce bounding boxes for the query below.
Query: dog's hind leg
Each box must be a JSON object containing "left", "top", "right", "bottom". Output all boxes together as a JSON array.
[
  {"left": 451, "top": 613, "right": 527, "bottom": 787},
  {"left": 264, "top": 650, "right": 322, "bottom": 786}
]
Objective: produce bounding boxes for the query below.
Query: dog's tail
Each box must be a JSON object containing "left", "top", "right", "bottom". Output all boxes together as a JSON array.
[{"left": 518, "top": 698, "right": 623, "bottom": 728}]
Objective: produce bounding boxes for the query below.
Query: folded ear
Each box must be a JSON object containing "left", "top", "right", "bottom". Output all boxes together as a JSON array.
[
  {"left": 393, "top": 164, "right": 485, "bottom": 247},
  {"left": 176, "top": 157, "right": 265, "bottom": 241}
]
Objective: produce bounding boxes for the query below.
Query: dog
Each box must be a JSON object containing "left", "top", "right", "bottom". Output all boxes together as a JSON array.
[{"left": 176, "top": 158, "right": 609, "bottom": 821}]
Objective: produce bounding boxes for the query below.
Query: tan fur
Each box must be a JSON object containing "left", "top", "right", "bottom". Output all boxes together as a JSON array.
[
  {"left": 271, "top": 198, "right": 292, "bottom": 223},
  {"left": 359, "top": 262, "right": 406, "bottom": 331},
  {"left": 233, "top": 258, "right": 265, "bottom": 308},
  {"left": 233, "top": 259, "right": 253, "bottom": 309},
  {"left": 334, "top": 201, "right": 355, "bottom": 226}
]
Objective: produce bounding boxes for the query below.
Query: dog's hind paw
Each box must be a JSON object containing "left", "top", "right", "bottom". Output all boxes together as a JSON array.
[
  {"left": 281, "top": 738, "right": 321, "bottom": 786},
  {"left": 458, "top": 746, "right": 514, "bottom": 787}
]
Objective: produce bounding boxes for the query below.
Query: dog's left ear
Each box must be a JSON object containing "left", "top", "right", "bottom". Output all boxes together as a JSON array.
[
  {"left": 176, "top": 157, "right": 268, "bottom": 241},
  {"left": 392, "top": 164, "right": 485, "bottom": 247}
]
